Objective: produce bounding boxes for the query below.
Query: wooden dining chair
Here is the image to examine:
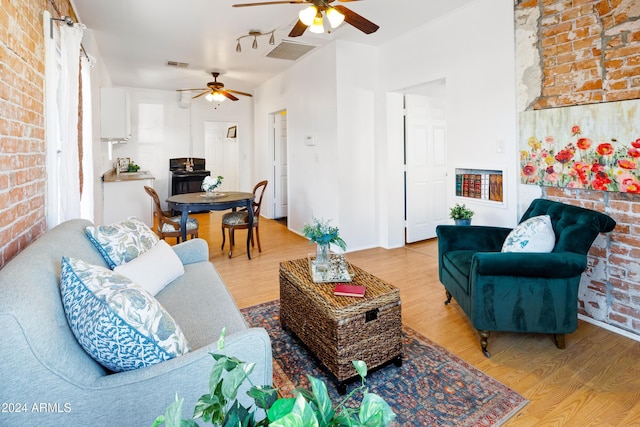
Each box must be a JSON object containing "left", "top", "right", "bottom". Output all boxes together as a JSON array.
[
  {"left": 221, "top": 180, "right": 268, "bottom": 258},
  {"left": 144, "top": 186, "right": 199, "bottom": 243}
]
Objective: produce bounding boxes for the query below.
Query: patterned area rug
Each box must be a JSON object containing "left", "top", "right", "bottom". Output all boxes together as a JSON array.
[{"left": 241, "top": 300, "right": 528, "bottom": 427}]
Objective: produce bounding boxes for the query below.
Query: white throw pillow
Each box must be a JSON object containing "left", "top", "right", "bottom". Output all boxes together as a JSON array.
[
  {"left": 502, "top": 215, "right": 556, "bottom": 253},
  {"left": 114, "top": 240, "right": 185, "bottom": 296}
]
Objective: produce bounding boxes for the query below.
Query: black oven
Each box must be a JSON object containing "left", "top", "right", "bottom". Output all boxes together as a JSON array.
[{"left": 169, "top": 158, "right": 211, "bottom": 196}]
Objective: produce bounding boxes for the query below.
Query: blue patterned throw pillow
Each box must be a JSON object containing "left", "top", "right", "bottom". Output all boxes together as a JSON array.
[
  {"left": 60, "top": 257, "right": 190, "bottom": 372},
  {"left": 85, "top": 217, "right": 159, "bottom": 268},
  {"left": 501, "top": 214, "right": 556, "bottom": 253}
]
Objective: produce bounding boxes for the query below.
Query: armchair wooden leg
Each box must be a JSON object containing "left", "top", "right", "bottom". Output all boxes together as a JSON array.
[
  {"left": 478, "top": 330, "right": 491, "bottom": 358},
  {"left": 554, "top": 334, "right": 566, "bottom": 349},
  {"left": 444, "top": 290, "right": 452, "bottom": 305},
  {"left": 221, "top": 227, "right": 226, "bottom": 250}
]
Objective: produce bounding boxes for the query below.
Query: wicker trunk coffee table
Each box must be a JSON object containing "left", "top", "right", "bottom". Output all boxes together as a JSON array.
[{"left": 279, "top": 257, "right": 403, "bottom": 393}]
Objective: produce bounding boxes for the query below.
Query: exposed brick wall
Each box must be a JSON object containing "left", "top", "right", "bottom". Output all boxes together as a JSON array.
[
  {"left": 529, "top": 0, "right": 640, "bottom": 109},
  {"left": 516, "top": 0, "right": 640, "bottom": 336},
  {"left": 0, "top": 0, "right": 75, "bottom": 269}
]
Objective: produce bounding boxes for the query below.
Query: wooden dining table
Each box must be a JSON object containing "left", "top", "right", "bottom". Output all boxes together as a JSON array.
[{"left": 166, "top": 191, "right": 255, "bottom": 259}]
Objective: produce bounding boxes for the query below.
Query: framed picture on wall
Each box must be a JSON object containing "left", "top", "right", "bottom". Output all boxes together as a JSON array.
[
  {"left": 227, "top": 126, "right": 237, "bottom": 139},
  {"left": 117, "top": 157, "right": 130, "bottom": 173}
]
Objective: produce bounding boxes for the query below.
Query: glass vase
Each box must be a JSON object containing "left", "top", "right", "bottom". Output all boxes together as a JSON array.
[{"left": 315, "top": 243, "right": 331, "bottom": 272}]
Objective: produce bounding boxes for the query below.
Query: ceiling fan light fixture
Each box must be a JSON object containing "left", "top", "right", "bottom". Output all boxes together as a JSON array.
[
  {"left": 326, "top": 7, "right": 344, "bottom": 29},
  {"left": 212, "top": 92, "right": 226, "bottom": 102},
  {"left": 269, "top": 31, "right": 275, "bottom": 45},
  {"left": 205, "top": 93, "right": 214, "bottom": 102},
  {"left": 236, "top": 40, "right": 242, "bottom": 52},
  {"left": 299, "top": 6, "right": 317, "bottom": 26},
  {"left": 309, "top": 13, "right": 324, "bottom": 34}
]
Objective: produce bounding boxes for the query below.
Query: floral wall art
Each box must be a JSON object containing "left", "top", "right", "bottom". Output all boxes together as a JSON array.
[{"left": 519, "top": 100, "right": 640, "bottom": 193}]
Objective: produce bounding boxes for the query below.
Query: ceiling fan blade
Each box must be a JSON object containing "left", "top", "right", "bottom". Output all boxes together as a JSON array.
[
  {"left": 226, "top": 89, "right": 253, "bottom": 97},
  {"left": 221, "top": 91, "right": 240, "bottom": 101},
  {"left": 177, "top": 88, "right": 207, "bottom": 92},
  {"left": 288, "top": 19, "right": 309, "bottom": 37},
  {"left": 333, "top": 5, "right": 379, "bottom": 34},
  {"left": 233, "top": 1, "right": 306, "bottom": 7},
  {"left": 192, "top": 91, "right": 210, "bottom": 99}
]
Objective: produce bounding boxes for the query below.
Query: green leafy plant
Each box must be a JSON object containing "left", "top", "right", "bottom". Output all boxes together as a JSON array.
[
  {"left": 153, "top": 329, "right": 395, "bottom": 427},
  {"left": 302, "top": 217, "right": 347, "bottom": 251},
  {"left": 449, "top": 203, "right": 474, "bottom": 220}
]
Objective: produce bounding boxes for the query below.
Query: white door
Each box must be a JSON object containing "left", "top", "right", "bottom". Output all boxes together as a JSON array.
[
  {"left": 405, "top": 93, "right": 448, "bottom": 242},
  {"left": 272, "top": 111, "right": 288, "bottom": 219},
  {"left": 205, "top": 122, "right": 239, "bottom": 191}
]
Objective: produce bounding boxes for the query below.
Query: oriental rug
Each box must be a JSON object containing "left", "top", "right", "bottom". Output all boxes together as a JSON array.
[{"left": 241, "top": 300, "right": 528, "bottom": 427}]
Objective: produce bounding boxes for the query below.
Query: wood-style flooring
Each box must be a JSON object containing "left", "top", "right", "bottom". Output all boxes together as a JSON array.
[{"left": 179, "top": 211, "right": 640, "bottom": 426}]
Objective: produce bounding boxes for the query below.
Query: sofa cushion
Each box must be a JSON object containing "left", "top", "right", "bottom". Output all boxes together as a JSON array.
[
  {"left": 502, "top": 215, "right": 555, "bottom": 253},
  {"left": 113, "top": 240, "right": 184, "bottom": 296},
  {"left": 85, "top": 217, "right": 159, "bottom": 269},
  {"left": 60, "top": 256, "right": 190, "bottom": 372}
]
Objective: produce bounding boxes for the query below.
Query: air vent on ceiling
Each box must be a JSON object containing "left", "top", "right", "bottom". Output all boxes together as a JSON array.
[
  {"left": 167, "top": 61, "right": 189, "bottom": 68},
  {"left": 266, "top": 41, "right": 316, "bottom": 61}
]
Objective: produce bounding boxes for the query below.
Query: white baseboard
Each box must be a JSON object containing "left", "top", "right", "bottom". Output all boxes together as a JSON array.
[{"left": 578, "top": 314, "right": 640, "bottom": 342}]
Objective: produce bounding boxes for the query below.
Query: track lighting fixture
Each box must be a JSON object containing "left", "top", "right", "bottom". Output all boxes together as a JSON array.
[{"left": 235, "top": 29, "right": 276, "bottom": 53}]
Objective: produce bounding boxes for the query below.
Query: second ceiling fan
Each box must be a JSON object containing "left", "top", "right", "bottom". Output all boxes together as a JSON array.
[
  {"left": 232, "top": 0, "right": 379, "bottom": 38},
  {"left": 177, "top": 72, "right": 252, "bottom": 102}
]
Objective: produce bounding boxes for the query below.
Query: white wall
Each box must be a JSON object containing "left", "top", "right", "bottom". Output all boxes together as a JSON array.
[
  {"left": 91, "top": 86, "right": 254, "bottom": 216},
  {"left": 253, "top": 0, "right": 518, "bottom": 251},
  {"left": 378, "top": 0, "right": 519, "bottom": 234},
  {"left": 253, "top": 44, "right": 340, "bottom": 236}
]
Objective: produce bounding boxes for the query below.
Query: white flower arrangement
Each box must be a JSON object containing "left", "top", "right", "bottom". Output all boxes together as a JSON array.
[{"left": 202, "top": 175, "right": 224, "bottom": 192}]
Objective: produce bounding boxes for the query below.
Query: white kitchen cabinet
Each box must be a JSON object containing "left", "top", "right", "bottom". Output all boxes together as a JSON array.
[
  {"left": 102, "top": 171, "right": 154, "bottom": 227},
  {"left": 100, "top": 87, "right": 131, "bottom": 141}
]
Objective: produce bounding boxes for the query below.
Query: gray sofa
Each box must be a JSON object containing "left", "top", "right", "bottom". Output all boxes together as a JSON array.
[{"left": 0, "top": 219, "right": 272, "bottom": 426}]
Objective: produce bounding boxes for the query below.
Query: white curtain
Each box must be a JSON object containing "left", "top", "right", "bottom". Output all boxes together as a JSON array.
[
  {"left": 43, "top": 11, "right": 87, "bottom": 227},
  {"left": 80, "top": 55, "right": 95, "bottom": 221}
]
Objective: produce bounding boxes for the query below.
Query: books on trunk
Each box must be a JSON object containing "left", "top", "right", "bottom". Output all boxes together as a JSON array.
[{"left": 333, "top": 283, "right": 366, "bottom": 297}]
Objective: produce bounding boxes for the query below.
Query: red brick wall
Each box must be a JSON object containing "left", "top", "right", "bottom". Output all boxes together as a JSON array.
[
  {"left": 531, "top": 0, "right": 640, "bottom": 108},
  {"left": 517, "top": 0, "right": 640, "bottom": 335},
  {"left": 0, "top": 0, "right": 75, "bottom": 269}
]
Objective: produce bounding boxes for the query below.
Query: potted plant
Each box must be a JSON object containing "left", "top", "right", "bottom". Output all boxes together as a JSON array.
[
  {"left": 154, "top": 330, "right": 395, "bottom": 427},
  {"left": 302, "top": 218, "right": 347, "bottom": 272},
  {"left": 201, "top": 175, "right": 224, "bottom": 195},
  {"left": 449, "top": 203, "right": 474, "bottom": 226}
]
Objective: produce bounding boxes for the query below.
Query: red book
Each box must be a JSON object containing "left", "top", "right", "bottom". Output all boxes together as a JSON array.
[{"left": 333, "top": 283, "right": 366, "bottom": 297}]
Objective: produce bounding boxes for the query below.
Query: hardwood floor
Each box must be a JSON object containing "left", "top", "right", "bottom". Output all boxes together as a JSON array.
[{"left": 184, "top": 211, "right": 640, "bottom": 426}]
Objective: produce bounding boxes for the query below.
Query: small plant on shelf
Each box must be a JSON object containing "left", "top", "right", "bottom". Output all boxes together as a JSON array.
[{"left": 449, "top": 203, "right": 474, "bottom": 225}]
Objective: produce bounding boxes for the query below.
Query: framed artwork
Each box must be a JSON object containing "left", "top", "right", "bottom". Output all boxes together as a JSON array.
[
  {"left": 227, "top": 126, "right": 237, "bottom": 139},
  {"left": 519, "top": 99, "right": 640, "bottom": 193},
  {"left": 117, "top": 157, "right": 130, "bottom": 173}
]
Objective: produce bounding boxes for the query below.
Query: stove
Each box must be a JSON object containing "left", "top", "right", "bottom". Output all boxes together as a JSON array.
[{"left": 169, "top": 157, "right": 210, "bottom": 196}]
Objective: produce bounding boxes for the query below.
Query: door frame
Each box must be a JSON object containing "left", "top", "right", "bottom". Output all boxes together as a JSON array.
[{"left": 268, "top": 109, "right": 288, "bottom": 220}]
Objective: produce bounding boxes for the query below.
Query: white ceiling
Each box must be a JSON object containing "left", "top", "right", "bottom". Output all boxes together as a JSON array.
[{"left": 71, "top": 0, "right": 475, "bottom": 95}]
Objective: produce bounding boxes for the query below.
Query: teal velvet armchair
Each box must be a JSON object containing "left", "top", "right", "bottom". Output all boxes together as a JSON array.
[{"left": 436, "top": 198, "right": 616, "bottom": 357}]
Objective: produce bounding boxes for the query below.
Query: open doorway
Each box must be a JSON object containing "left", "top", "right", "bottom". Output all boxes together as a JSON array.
[
  {"left": 204, "top": 121, "right": 239, "bottom": 192},
  {"left": 404, "top": 80, "right": 448, "bottom": 243},
  {"left": 270, "top": 110, "right": 288, "bottom": 222}
]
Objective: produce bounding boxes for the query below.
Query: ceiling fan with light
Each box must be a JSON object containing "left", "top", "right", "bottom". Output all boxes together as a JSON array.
[
  {"left": 232, "top": 0, "right": 379, "bottom": 37},
  {"left": 176, "top": 72, "right": 252, "bottom": 102}
]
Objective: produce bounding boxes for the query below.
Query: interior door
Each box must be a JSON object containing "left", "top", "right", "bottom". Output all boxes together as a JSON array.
[
  {"left": 405, "top": 93, "right": 448, "bottom": 242},
  {"left": 272, "top": 110, "right": 288, "bottom": 219},
  {"left": 205, "top": 121, "right": 239, "bottom": 192}
]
